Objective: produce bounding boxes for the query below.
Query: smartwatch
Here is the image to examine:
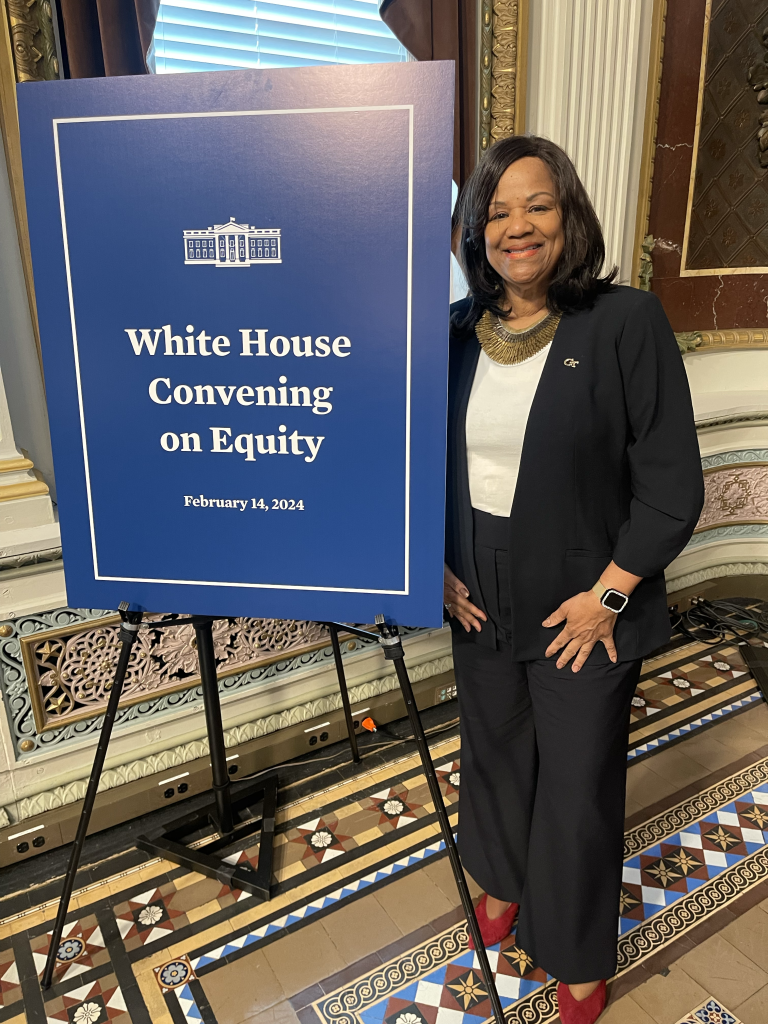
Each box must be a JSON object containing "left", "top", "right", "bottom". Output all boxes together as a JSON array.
[{"left": 592, "top": 579, "right": 629, "bottom": 614}]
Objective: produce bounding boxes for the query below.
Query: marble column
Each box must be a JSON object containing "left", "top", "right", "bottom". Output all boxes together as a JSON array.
[
  {"left": 0, "top": 107, "right": 64, "bottom": 617},
  {"left": 525, "top": 0, "right": 655, "bottom": 283}
]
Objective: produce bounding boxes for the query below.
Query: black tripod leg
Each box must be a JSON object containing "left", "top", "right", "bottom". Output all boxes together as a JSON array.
[
  {"left": 42, "top": 609, "right": 142, "bottom": 989},
  {"left": 380, "top": 627, "right": 506, "bottom": 1024},
  {"left": 328, "top": 624, "right": 361, "bottom": 763},
  {"left": 195, "top": 618, "right": 234, "bottom": 836}
]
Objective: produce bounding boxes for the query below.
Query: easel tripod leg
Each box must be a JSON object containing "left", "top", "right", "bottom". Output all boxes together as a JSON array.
[
  {"left": 195, "top": 618, "right": 233, "bottom": 836},
  {"left": 41, "top": 608, "right": 143, "bottom": 990},
  {"left": 328, "top": 624, "right": 361, "bottom": 763},
  {"left": 380, "top": 627, "right": 506, "bottom": 1024}
]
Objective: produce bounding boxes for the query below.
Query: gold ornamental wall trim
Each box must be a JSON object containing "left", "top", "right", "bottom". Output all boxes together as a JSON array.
[
  {"left": 632, "top": 0, "right": 667, "bottom": 287},
  {"left": 3, "top": 0, "right": 59, "bottom": 83},
  {"left": 479, "top": 0, "right": 528, "bottom": 157},
  {"left": 679, "top": 329, "right": 768, "bottom": 352},
  {"left": 22, "top": 615, "right": 355, "bottom": 734},
  {"left": 0, "top": 1, "right": 50, "bottom": 380},
  {"left": 0, "top": 470, "right": 48, "bottom": 502}
]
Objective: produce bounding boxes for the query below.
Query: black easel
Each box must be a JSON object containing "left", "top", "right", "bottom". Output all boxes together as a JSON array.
[
  {"left": 328, "top": 616, "right": 505, "bottom": 1024},
  {"left": 42, "top": 605, "right": 283, "bottom": 988},
  {"left": 41, "top": 609, "right": 504, "bottom": 1024}
]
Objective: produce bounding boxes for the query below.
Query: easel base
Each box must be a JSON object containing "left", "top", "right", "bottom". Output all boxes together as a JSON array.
[{"left": 136, "top": 774, "right": 277, "bottom": 900}]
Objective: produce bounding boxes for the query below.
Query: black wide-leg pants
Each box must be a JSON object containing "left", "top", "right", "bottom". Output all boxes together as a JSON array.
[{"left": 453, "top": 511, "right": 641, "bottom": 984}]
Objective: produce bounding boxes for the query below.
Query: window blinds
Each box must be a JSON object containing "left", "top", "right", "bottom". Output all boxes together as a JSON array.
[{"left": 152, "top": 0, "right": 408, "bottom": 74}]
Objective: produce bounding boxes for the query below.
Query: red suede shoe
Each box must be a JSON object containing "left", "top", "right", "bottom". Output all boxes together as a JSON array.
[
  {"left": 556, "top": 980, "right": 607, "bottom": 1024},
  {"left": 467, "top": 894, "right": 519, "bottom": 949}
]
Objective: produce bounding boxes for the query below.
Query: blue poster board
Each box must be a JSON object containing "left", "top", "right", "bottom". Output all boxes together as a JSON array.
[{"left": 17, "top": 63, "right": 454, "bottom": 627}]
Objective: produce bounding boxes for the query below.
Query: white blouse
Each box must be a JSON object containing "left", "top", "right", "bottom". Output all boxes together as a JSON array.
[{"left": 465, "top": 344, "right": 551, "bottom": 517}]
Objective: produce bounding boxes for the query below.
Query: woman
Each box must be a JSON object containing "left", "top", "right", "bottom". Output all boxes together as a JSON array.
[{"left": 444, "top": 136, "right": 703, "bottom": 1024}]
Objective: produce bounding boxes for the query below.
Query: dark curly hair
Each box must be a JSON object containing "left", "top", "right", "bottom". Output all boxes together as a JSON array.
[{"left": 453, "top": 135, "right": 616, "bottom": 330}]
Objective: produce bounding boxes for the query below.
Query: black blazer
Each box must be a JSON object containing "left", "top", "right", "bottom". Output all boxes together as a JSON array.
[{"left": 445, "top": 286, "right": 705, "bottom": 663}]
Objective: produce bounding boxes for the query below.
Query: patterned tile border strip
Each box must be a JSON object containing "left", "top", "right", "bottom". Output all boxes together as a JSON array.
[
  {"left": 312, "top": 845, "right": 768, "bottom": 1024},
  {"left": 181, "top": 756, "right": 768, "bottom": 979},
  {"left": 619, "top": 847, "right": 768, "bottom": 972},
  {"left": 175, "top": 984, "right": 203, "bottom": 1024},
  {"left": 312, "top": 927, "right": 560, "bottom": 1024},
  {"left": 627, "top": 689, "right": 763, "bottom": 760},
  {"left": 119, "top": 753, "right": 768, "bottom": 1024},
  {"left": 166, "top": 754, "right": 768, "bottom": 978},
  {"left": 624, "top": 755, "right": 768, "bottom": 856},
  {"left": 188, "top": 838, "right": 447, "bottom": 971},
  {"left": 0, "top": 859, "right": 164, "bottom": 930}
]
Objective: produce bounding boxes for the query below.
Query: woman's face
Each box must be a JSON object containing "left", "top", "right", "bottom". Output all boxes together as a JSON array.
[{"left": 484, "top": 156, "right": 565, "bottom": 295}]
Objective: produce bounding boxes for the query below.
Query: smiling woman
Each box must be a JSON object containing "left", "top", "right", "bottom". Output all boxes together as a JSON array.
[
  {"left": 455, "top": 136, "right": 616, "bottom": 330},
  {"left": 444, "top": 135, "right": 704, "bottom": 1024}
]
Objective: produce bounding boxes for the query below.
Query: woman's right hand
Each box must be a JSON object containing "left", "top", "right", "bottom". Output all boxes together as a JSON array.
[{"left": 444, "top": 564, "right": 487, "bottom": 633}]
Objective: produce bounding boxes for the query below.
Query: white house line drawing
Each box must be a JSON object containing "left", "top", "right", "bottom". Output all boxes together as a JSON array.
[{"left": 183, "top": 217, "right": 282, "bottom": 267}]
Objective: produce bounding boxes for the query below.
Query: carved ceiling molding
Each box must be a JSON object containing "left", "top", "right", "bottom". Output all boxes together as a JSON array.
[
  {"left": 3, "top": 0, "right": 59, "bottom": 83},
  {"left": 479, "top": 0, "right": 528, "bottom": 156}
]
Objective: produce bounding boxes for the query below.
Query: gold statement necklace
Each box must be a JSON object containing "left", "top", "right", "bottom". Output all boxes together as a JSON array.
[{"left": 475, "top": 308, "right": 561, "bottom": 366}]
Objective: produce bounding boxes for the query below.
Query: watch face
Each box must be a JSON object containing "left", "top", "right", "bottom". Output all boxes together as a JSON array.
[{"left": 603, "top": 589, "right": 628, "bottom": 613}]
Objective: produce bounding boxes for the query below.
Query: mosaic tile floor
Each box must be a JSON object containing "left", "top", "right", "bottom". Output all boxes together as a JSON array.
[
  {"left": 628, "top": 643, "right": 760, "bottom": 758},
  {"left": 5, "top": 731, "right": 757, "bottom": 1024},
  {"left": 0, "top": 734, "right": 465, "bottom": 1024},
  {"left": 675, "top": 998, "right": 743, "bottom": 1023},
  {"left": 0, "top": 638, "right": 765, "bottom": 1024},
  {"left": 631, "top": 646, "right": 750, "bottom": 722},
  {"left": 310, "top": 758, "right": 768, "bottom": 1024}
]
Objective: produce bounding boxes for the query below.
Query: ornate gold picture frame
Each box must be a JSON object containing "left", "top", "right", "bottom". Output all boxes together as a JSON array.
[
  {"left": 680, "top": 0, "right": 768, "bottom": 277},
  {"left": 479, "top": 0, "right": 528, "bottom": 157}
]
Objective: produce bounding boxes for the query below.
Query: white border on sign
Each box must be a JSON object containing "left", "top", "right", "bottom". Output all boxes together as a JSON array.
[{"left": 52, "top": 105, "right": 414, "bottom": 595}]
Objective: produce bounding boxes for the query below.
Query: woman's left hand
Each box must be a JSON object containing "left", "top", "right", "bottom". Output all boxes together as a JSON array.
[{"left": 543, "top": 591, "right": 617, "bottom": 671}]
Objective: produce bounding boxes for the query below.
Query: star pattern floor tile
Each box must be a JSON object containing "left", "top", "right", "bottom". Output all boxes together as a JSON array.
[
  {"left": 30, "top": 916, "right": 109, "bottom": 986},
  {"left": 113, "top": 884, "right": 188, "bottom": 950},
  {"left": 313, "top": 771, "right": 768, "bottom": 1024},
  {"left": 675, "top": 996, "right": 742, "bottom": 1023},
  {"left": 631, "top": 646, "right": 750, "bottom": 725},
  {"left": 288, "top": 816, "right": 357, "bottom": 864},
  {"left": 43, "top": 973, "right": 130, "bottom": 1024},
  {"left": 619, "top": 784, "right": 768, "bottom": 934}
]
